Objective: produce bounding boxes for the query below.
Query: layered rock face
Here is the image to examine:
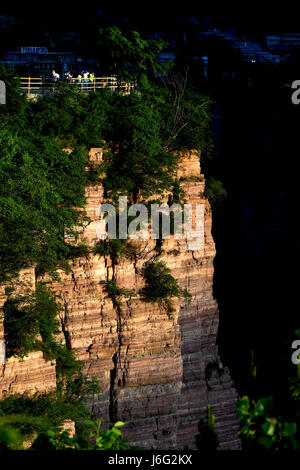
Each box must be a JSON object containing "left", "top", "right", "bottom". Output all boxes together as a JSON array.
[
  {"left": 0, "top": 269, "right": 57, "bottom": 398},
  {"left": 0, "top": 149, "right": 240, "bottom": 449}
]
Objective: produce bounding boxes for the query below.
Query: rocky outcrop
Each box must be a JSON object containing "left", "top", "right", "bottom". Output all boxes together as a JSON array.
[
  {"left": 0, "top": 352, "right": 56, "bottom": 397},
  {"left": 0, "top": 149, "right": 240, "bottom": 449}
]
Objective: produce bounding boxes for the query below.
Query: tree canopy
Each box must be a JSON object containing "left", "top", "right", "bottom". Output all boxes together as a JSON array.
[
  {"left": 97, "top": 26, "right": 170, "bottom": 82},
  {"left": 0, "top": 112, "right": 88, "bottom": 281}
]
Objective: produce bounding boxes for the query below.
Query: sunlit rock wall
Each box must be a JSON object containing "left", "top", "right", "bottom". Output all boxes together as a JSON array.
[{"left": 0, "top": 149, "right": 240, "bottom": 449}]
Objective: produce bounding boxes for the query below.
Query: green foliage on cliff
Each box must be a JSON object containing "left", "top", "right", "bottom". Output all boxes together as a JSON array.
[
  {"left": 0, "top": 389, "right": 101, "bottom": 447},
  {"left": 102, "top": 279, "right": 136, "bottom": 310},
  {"left": 0, "top": 392, "right": 88, "bottom": 436},
  {"left": 196, "top": 404, "right": 219, "bottom": 451},
  {"left": 0, "top": 115, "right": 88, "bottom": 282},
  {"left": 0, "top": 421, "right": 23, "bottom": 450},
  {"left": 31, "top": 419, "right": 131, "bottom": 450},
  {"left": 141, "top": 260, "right": 191, "bottom": 316},
  {"left": 94, "top": 238, "right": 128, "bottom": 263},
  {"left": 205, "top": 177, "right": 227, "bottom": 210},
  {"left": 0, "top": 66, "right": 28, "bottom": 123},
  {"left": 2, "top": 283, "right": 95, "bottom": 389},
  {"left": 237, "top": 395, "right": 299, "bottom": 450},
  {"left": 0, "top": 302, "right": 100, "bottom": 444},
  {"left": 3, "top": 284, "right": 60, "bottom": 358},
  {"left": 0, "top": 418, "right": 131, "bottom": 450},
  {"left": 101, "top": 90, "right": 179, "bottom": 203},
  {"left": 236, "top": 329, "right": 300, "bottom": 450},
  {"left": 30, "top": 82, "right": 111, "bottom": 148}
]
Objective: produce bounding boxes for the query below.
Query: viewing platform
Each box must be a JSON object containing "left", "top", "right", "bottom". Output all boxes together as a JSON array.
[{"left": 18, "top": 76, "right": 134, "bottom": 96}]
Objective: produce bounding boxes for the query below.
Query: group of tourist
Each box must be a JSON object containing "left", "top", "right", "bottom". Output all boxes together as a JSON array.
[
  {"left": 50, "top": 70, "right": 129, "bottom": 92},
  {"left": 51, "top": 69, "right": 95, "bottom": 87}
]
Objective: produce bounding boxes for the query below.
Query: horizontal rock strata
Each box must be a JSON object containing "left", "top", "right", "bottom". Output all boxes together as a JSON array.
[{"left": 0, "top": 149, "right": 240, "bottom": 449}]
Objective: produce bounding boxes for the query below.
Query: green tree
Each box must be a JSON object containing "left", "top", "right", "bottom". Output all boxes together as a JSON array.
[
  {"left": 196, "top": 404, "right": 219, "bottom": 451},
  {"left": 0, "top": 66, "right": 28, "bottom": 123},
  {"left": 0, "top": 418, "right": 132, "bottom": 450},
  {"left": 141, "top": 260, "right": 191, "bottom": 316},
  {"left": 205, "top": 177, "right": 227, "bottom": 210},
  {"left": 236, "top": 329, "right": 300, "bottom": 450},
  {"left": 102, "top": 91, "right": 178, "bottom": 203},
  {"left": 237, "top": 396, "right": 298, "bottom": 450},
  {"left": 159, "top": 69, "right": 213, "bottom": 153},
  {"left": 98, "top": 26, "right": 170, "bottom": 83},
  {"left": 30, "top": 83, "right": 111, "bottom": 148},
  {"left": 0, "top": 118, "right": 88, "bottom": 281}
]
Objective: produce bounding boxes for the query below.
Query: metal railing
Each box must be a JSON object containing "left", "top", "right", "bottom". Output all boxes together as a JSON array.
[{"left": 18, "top": 76, "right": 134, "bottom": 95}]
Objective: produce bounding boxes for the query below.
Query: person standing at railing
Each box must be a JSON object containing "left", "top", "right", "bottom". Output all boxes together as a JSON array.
[
  {"left": 83, "top": 70, "right": 89, "bottom": 88},
  {"left": 89, "top": 72, "right": 95, "bottom": 85},
  {"left": 52, "top": 69, "right": 60, "bottom": 82},
  {"left": 65, "top": 70, "right": 73, "bottom": 82},
  {"left": 77, "top": 73, "right": 82, "bottom": 89}
]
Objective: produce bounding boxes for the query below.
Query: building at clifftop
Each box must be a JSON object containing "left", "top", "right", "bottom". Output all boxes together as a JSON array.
[{"left": 0, "top": 46, "right": 99, "bottom": 76}]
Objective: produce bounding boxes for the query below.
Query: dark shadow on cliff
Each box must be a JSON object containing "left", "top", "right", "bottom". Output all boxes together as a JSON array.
[{"left": 204, "top": 78, "right": 300, "bottom": 407}]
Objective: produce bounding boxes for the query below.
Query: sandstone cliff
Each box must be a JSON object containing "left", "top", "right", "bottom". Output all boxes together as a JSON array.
[{"left": 0, "top": 150, "right": 240, "bottom": 449}]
